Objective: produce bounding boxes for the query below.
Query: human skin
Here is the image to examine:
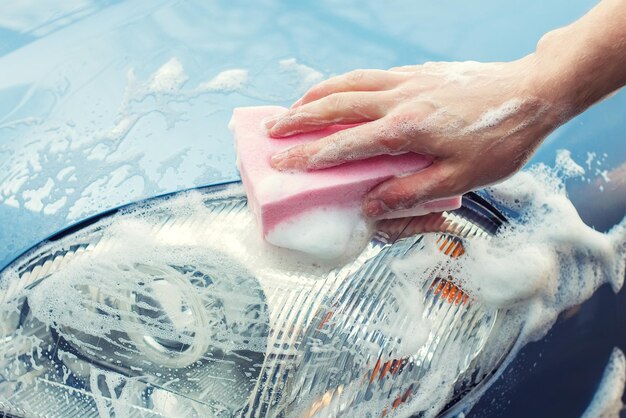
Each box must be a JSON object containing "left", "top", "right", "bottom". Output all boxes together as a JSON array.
[{"left": 265, "top": 0, "right": 626, "bottom": 217}]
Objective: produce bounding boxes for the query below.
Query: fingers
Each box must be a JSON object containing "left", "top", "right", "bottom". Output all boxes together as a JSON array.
[
  {"left": 267, "top": 91, "right": 395, "bottom": 137},
  {"left": 389, "top": 65, "right": 421, "bottom": 72},
  {"left": 292, "top": 69, "right": 409, "bottom": 108},
  {"left": 270, "top": 118, "right": 412, "bottom": 171},
  {"left": 377, "top": 212, "right": 451, "bottom": 239},
  {"left": 363, "top": 162, "right": 463, "bottom": 217}
]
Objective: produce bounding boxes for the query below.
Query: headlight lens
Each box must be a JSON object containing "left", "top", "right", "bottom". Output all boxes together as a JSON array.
[{"left": 0, "top": 182, "right": 514, "bottom": 418}]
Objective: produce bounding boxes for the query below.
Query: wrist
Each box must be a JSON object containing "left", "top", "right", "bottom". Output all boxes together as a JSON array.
[
  {"left": 528, "top": 27, "right": 589, "bottom": 116},
  {"left": 528, "top": 1, "right": 626, "bottom": 117},
  {"left": 506, "top": 52, "right": 573, "bottom": 133}
]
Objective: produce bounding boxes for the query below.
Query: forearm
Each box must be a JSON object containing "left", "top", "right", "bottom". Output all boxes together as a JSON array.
[
  {"left": 530, "top": 0, "right": 626, "bottom": 115},
  {"left": 267, "top": 0, "right": 626, "bottom": 213}
]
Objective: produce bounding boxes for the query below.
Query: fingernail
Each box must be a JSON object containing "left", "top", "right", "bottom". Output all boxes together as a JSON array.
[
  {"left": 290, "top": 98, "right": 303, "bottom": 109},
  {"left": 271, "top": 151, "right": 300, "bottom": 171},
  {"left": 363, "top": 200, "right": 384, "bottom": 217},
  {"left": 263, "top": 112, "right": 288, "bottom": 130},
  {"left": 264, "top": 116, "right": 279, "bottom": 130},
  {"left": 270, "top": 151, "right": 287, "bottom": 168},
  {"left": 271, "top": 149, "right": 309, "bottom": 171}
]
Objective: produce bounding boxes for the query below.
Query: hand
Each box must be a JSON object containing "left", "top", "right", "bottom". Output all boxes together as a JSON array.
[{"left": 266, "top": 57, "right": 563, "bottom": 217}]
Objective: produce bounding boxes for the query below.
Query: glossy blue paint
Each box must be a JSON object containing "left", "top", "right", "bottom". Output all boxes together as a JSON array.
[{"left": 0, "top": 2, "right": 624, "bottom": 416}]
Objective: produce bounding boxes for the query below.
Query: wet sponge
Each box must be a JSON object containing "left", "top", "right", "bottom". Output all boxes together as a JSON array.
[{"left": 230, "top": 106, "right": 461, "bottom": 256}]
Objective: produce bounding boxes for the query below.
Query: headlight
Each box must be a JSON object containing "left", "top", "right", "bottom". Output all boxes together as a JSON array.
[{"left": 0, "top": 181, "right": 515, "bottom": 418}]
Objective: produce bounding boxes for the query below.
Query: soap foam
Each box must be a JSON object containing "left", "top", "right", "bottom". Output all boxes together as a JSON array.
[
  {"left": 147, "top": 58, "right": 188, "bottom": 93},
  {"left": 555, "top": 148, "right": 585, "bottom": 177},
  {"left": 581, "top": 348, "right": 625, "bottom": 418},
  {"left": 390, "top": 151, "right": 626, "bottom": 417},
  {"left": 279, "top": 58, "right": 324, "bottom": 91},
  {"left": 2, "top": 149, "right": 624, "bottom": 417},
  {"left": 6, "top": 187, "right": 344, "bottom": 377},
  {"left": 266, "top": 206, "right": 372, "bottom": 260},
  {"left": 198, "top": 69, "right": 248, "bottom": 92},
  {"left": 420, "top": 60, "right": 505, "bottom": 86},
  {"left": 377, "top": 276, "right": 431, "bottom": 357},
  {"left": 463, "top": 98, "right": 524, "bottom": 133}
]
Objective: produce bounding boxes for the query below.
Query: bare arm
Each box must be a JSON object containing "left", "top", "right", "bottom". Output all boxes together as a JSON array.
[
  {"left": 534, "top": 0, "right": 626, "bottom": 112},
  {"left": 266, "top": 0, "right": 626, "bottom": 217}
]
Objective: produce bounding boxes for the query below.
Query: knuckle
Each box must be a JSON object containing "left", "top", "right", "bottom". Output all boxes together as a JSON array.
[
  {"left": 345, "top": 69, "right": 367, "bottom": 86},
  {"left": 381, "top": 180, "right": 416, "bottom": 208},
  {"left": 304, "top": 78, "right": 337, "bottom": 99},
  {"left": 438, "top": 173, "right": 456, "bottom": 192},
  {"left": 395, "top": 187, "right": 419, "bottom": 208},
  {"left": 378, "top": 134, "right": 403, "bottom": 152},
  {"left": 433, "top": 165, "right": 455, "bottom": 187},
  {"left": 387, "top": 112, "right": 411, "bottom": 127},
  {"left": 324, "top": 132, "right": 343, "bottom": 148},
  {"left": 396, "top": 181, "right": 416, "bottom": 201},
  {"left": 387, "top": 112, "right": 419, "bottom": 136},
  {"left": 304, "top": 85, "right": 325, "bottom": 100},
  {"left": 390, "top": 87, "right": 413, "bottom": 102},
  {"left": 437, "top": 166, "right": 469, "bottom": 195},
  {"left": 325, "top": 93, "right": 347, "bottom": 113}
]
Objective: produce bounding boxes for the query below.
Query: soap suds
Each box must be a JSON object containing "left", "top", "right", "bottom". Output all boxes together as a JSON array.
[
  {"left": 147, "top": 58, "right": 188, "bottom": 93},
  {"left": 374, "top": 277, "right": 431, "bottom": 357},
  {"left": 279, "top": 58, "right": 324, "bottom": 91},
  {"left": 581, "top": 150, "right": 613, "bottom": 187},
  {"left": 22, "top": 178, "right": 55, "bottom": 212},
  {"left": 90, "top": 367, "right": 138, "bottom": 418},
  {"left": 586, "top": 151, "right": 597, "bottom": 170},
  {"left": 390, "top": 151, "right": 625, "bottom": 417},
  {"left": 43, "top": 196, "right": 67, "bottom": 215},
  {"left": 1, "top": 56, "right": 245, "bottom": 226},
  {"left": 266, "top": 206, "right": 372, "bottom": 260},
  {"left": 198, "top": 69, "right": 248, "bottom": 92},
  {"left": 3, "top": 195, "right": 19, "bottom": 208},
  {"left": 581, "top": 348, "right": 625, "bottom": 418},
  {"left": 420, "top": 60, "right": 505, "bottom": 86},
  {"left": 463, "top": 98, "right": 524, "bottom": 133},
  {"left": 555, "top": 148, "right": 585, "bottom": 177},
  {"left": 55, "top": 166, "right": 76, "bottom": 181},
  {"left": 1, "top": 150, "right": 624, "bottom": 418},
  {"left": 599, "top": 169, "right": 611, "bottom": 183}
]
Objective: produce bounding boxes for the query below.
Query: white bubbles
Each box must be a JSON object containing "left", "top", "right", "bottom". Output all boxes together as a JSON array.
[
  {"left": 147, "top": 58, "right": 188, "bottom": 94},
  {"left": 90, "top": 366, "right": 143, "bottom": 418},
  {"left": 421, "top": 60, "right": 504, "bottom": 86},
  {"left": 555, "top": 148, "right": 585, "bottom": 177},
  {"left": 463, "top": 98, "right": 524, "bottom": 133},
  {"left": 395, "top": 347, "right": 462, "bottom": 418},
  {"left": 581, "top": 348, "right": 625, "bottom": 418},
  {"left": 197, "top": 69, "right": 248, "bottom": 93},
  {"left": 22, "top": 177, "right": 55, "bottom": 212},
  {"left": 381, "top": 277, "right": 431, "bottom": 357},
  {"left": 279, "top": 58, "right": 324, "bottom": 92},
  {"left": 389, "top": 151, "right": 625, "bottom": 416},
  {"left": 2, "top": 149, "right": 624, "bottom": 417},
  {"left": 0, "top": 55, "right": 248, "bottom": 224},
  {"left": 459, "top": 160, "right": 624, "bottom": 326},
  {"left": 270, "top": 111, "right": 330, "bottom": 138},
  {"left": 586, "top": 151, "right": 597, "bottom": 169},
  {"left": 266, "top": 205, "right": 372, "bottom": 260},
  {"left": 457, "top": 240, "right": 554, "bottom": 307}
]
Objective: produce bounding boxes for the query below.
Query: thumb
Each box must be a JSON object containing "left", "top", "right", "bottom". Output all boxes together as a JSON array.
[{"left": 363, "top": 162, "right": 460, "bottom": 217}]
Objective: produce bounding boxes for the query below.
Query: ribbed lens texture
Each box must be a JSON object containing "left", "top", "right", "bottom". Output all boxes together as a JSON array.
[{"left": 0, "top": 185, "right": 509, "bottom": 418}]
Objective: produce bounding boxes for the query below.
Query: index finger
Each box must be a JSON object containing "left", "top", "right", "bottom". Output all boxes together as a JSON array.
[
  {"left": 270, "top": 118, "right": 416, "bottom": 171},
  {"left": 294, "top": 69, "right": 409, "bottom": 108}
]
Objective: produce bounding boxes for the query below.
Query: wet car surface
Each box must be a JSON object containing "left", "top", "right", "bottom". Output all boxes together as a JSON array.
[{"left": 0, "top": 1, "right": 624, "bottom": 417}]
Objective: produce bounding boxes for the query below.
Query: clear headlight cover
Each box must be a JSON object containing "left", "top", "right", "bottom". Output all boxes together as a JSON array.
[{"left": 0, "top": 182, "right": 516, "bottom": 418}]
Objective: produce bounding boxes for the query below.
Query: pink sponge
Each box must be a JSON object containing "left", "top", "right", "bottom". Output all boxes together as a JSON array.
[{"left": 230, "top": 106, "right": 461, "bottom": 254}]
